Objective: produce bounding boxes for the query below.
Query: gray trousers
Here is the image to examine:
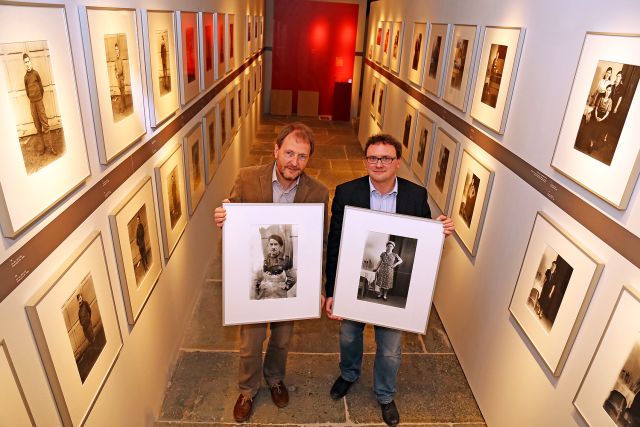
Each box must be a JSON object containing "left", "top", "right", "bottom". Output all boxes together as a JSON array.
[{"left": 238, "top": 321, "right": 293, "bottom": 398}]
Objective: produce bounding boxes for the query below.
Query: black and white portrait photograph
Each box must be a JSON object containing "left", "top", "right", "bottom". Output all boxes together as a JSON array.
[
  {"left": 377, "top": 85, "right": 384, "bottom": 115},
  {"left": 390, "top": 21, "right": 404, "bottom": 74},
  {"left": 369, "top": 78, "right": 377, "bottom": 116},
  {"left": 167, "top": 165, "right": 182, "bottom": 229},
  {"left": 573, "top": 60, "right": 639, "bottom": 166},
  {"left": 220, "top": 99, "right": 228, "bottom": 150},
  {"left": 157, "top": 30, "right": 171, "bottom": 95},
  {"left": 604, "top": 340, "right": 640, "bottom": 426},
  {"left": 428, "top": 35, "right": 442, "bottom": 79},
  {"left": 416, "top": 128, "right": 428, "bottom": 167},
  {"left": 458, "top": 172, "right": 480, "bottom": 227},
  {"left": 127, "top": 204, "right": 153, "bottom": 286},
  {"left": 2, "top": 40, "right": 66, "bottom": 174},
  {"left": 191, "top": 141, "right": 202, "bottom": 189},
  {"left": 63, "top": 275, "right": 106, "bottom": 383},
  {"left": 230, "top": 91, "right": 236, "bottom": 131},
  {"left": 185, "top": 122, "right": 205, "bottom": 214},
  {"left": 358, "top": 231, "right": 417, "bottom": 309},
  {"left": 480, "top": 43, "right": 507, "bottom": 108},
  {"left": 402, "top": 110, "right": 413, "bottom": 150},
  {"left": 250, "top": 224, "right": 298, "bottom": 300},
  {"left": 103, "top": 34, "right": 133, "bottom": 121},
  {"left": 411, "top": 33, "right": 422, "bottom": 71},
  {"left": 434, "top": 145, "right": 450, "bottom": 192},
  {"left": 451, "top": 38, "right": 469, "bottom": 89},
  {"left": 525, "top": 246, "right": 574, "bottom": 332}
]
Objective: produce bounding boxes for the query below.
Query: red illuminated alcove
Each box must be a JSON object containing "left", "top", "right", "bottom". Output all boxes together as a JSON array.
[{"left": 272, "top": 0, "right": 358, "bottom": 116}]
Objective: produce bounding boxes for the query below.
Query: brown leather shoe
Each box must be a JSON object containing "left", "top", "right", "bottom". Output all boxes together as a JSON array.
[
  {"left": 233, "top": 394, "right": 253, "bottom": 422},
  {"left": 270, "top": 381, "right": 289, "bottom": 408}
]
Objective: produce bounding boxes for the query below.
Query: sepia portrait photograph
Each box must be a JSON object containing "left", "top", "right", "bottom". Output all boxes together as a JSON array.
[
  {"left": 222, "top": 204, "right": 323, "bottom": 325},
  {"left": 126, "top": 204, "right": 153, "bottom": 286},
  {"left": 217, "top": 13, "right": 226, "bottom": 74},
  {"left": 331, "top": 206, "right": 444, "bottom": 334},
  {"left": 167, "top": 165, "right": 183, "bottom": 229},
  {"left": 444, "top": 25, "right": 477, "bottom": 112},
  {"left": 230, "top": 90, "right": 236, "bottom": 132},
  {"left": 416, "top": 128, "right": 429, "bottom": 167},
  {"left": 510, "top": 212, "right": 602, "bottom": 376},
  {"left": 423, "top": 24, "right": 449, "bottom": 96},
  {"left": 369, "top": 77, "right": 377, "bottom": 118},
  {"left": 458, "top": 172, "right": 480, "bottom": 228},
  {"left": 357, "top": 231, "right": 417, "bottom": 309},
  {"left": 410, "top": 113, "right": 434, "bottom": 184},
  {"left": 408, "top": 22, "right": 427, "bottom": 86},
  {"left": 63, "top": 274, "right": 106, "bottom": 383},
  {"left": 572, "top": 60, "right": 639, "bottom": 166},
  {"left": 250, "top": 224, "right": 298, "bottom": 300},
  {"left": 604, "top": 340, "right": 640, "bottom": 426},
  {"left": 390, "top": 21, "right": 404, "bottom": 74},
  {"left": 381, "top": 22, "right": 391, "bottom": 68},
  {"left": 203, "top": 106, "right": 218, "bottom": 183},
  {"left": 401, "top": 101, "right": 417, "bottom": 162},
  {"left": 184, "top": 123, "right": 205, "bottom": 215},
  {"left": 227, "top": 14, "right": 235, "bottom": 71},
  {"left": 428, "top": 128, "right": 459, "bottom": 214},
  {"left": 480, "top": 43, "right": 507, "bottom": 108},
  {"left": 1, "top": 40, "right": 66, "bottom": 174},
  {"left": 157, "top": 30, "right": 171, "bottom": 95},
  {"left": 103, "top": 34, "right": 133, "bottom": 121},
  {"left": 219, "top": 97, "right": 229, "bottom": 156}
]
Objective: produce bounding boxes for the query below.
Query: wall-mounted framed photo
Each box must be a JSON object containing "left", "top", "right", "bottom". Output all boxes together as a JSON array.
[
  {"left": 202, "top": 105, "right": 218, "bottom": 183},
  {"left": 470, "top": 26, "right": 525, "bottom": 134},
  {"left": 183, "top": 123, "right": 205, "bottom": 215},
  {"left": 253, "top": 14, "right": 259, "bottom": 53},
  {"left": 176, "top": 11, "right": 201, "bottom": 105},
  {"left": 222, "top": 203, "right": 324, "bottom": 325},
  {"left": 252, "top": 64, "right": 259, "bottom": 101},
  {"left": 0, "top": 340, "right": 35, "bottom": 426},
  {"left": 509, "top": 212, "right": 603, "bottom": 376},
  {"left": 369, "top": 75, "right": 378, "bottom": 118},
  {"left": 450, "top": 149, "right": 494, "bottom": 256},
  {"left": 200, "top": 12, "right": 215, "bottom": 89},
  {"left": 551, "top": 32, "right": 640, "bottom": 210},
  {"left": 381, "top": 21, "right": 391, "bottom": 68},
  {"left": 141, "top": 10, "right": 179, "bottom": 128},
  {"left": 332, "top": 206, "right": 444, "bottom": 334},
  {"left": 154, "top": 143, "right": 188, "bottom": 259},
  {"left": 574, "top": 286, "right": 640, "bottom": 426},
  {"left": 408, "top": 22, "right": 428, "bottom": 87},
  {"left": 218, "top": 93, "right": 230, "bottom": 159},
  {"left": 375, "top": 80, "right": 387, "bottom": 127},
  {"left": 427, "top": 128, "right": 460, "bottom": 214},
  {"left": 229, "top": 87, "right": 238, "bottom": 135},
  {"left": 81, "top": 7, "right": 146, "bottom": 165},
  {"left": 389, "top": 21, "right": 404, "bottom": 75},
  {"left": 257, "top": 59, "right": 263, "bottom": 93},
  {"left": 410, "top": 112, "right": 435, "bottom": 184},
  {"left": 245, "top": 14, "right": 252, "bottom": 59},
  {"left": 443, "top": 24, "right": 479, "bottom": 113},
  {"left": 108, "top": 177, "right": 162, "bottom": 325},
  {"left": 400, "top": 101, "right": 418, "bottom": 164},
  {"left": 374, "top": 21, "right": 383, "bottom": 65},
  {"left": 243, "top": 70, "right": 251, "bottom": 117},
  {"left": 0, "top": 3, "right": 90, "bottom": 238},
  {"left": 216, "top": 13, "right": 226, "bottom": 77},
  {"left": 26, "top": 232, "right": 122, "bottom": 427},
  {"left": 226, "top": 13, "right": 235, "bottom": 73},
  {"left": 422, "top": 23, "right": 450, "bottom": 97},
  {"left": 259, "top": 16, "right": 264, "bottom": 49},
  {"left": 235, "top": 82, "right": 242, "bottom": 129}
]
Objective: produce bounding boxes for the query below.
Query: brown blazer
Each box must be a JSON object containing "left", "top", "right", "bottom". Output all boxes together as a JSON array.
[{"left": 229, "top": 162, "right": 330, "bottom": 232}]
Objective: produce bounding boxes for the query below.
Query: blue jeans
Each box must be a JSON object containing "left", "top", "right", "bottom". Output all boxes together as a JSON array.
[{"left": 339, "top": 319, "right": 402, "bottom": 404}]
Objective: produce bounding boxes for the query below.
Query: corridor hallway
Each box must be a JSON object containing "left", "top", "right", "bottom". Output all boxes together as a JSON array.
[{"left": 156, "top": 116, "right": 485, "bottom": 426}]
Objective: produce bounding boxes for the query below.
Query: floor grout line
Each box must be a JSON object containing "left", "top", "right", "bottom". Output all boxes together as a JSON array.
[{"left": 178, "top": 348, "right": 456, "bottom": 356}]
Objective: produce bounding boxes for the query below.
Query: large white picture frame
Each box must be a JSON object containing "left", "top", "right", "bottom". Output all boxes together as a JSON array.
[
  {"left": 443, "top": 24, "right": 479, "bottom": 112},
  {"left": 202, "top": 105, "right": 219, "bottom": 184},
  {"left": 81, "top": 7, "right": 146, "bottom": 164},
  {"left": 217, "top": 13, "right": 226, "bottom": 77},
  {"left": 509, "top": 212, "right": 603, "bottom": 376},
  {"left": 410, "top": 112, "right": 435, "bottom": 184},
  {"left": 142, "top": 10, "right": 179, "bottom": 128},
  {"left": 200, "top": 12, "right": 215, "bottom": 90},
  {"left": 0, "top": 3, "right": 90, "bottom": 238},
  {"left": 427, "top": 128, "right": 460, "bottom": 214},
  {"left": 109, "top": 177, "right": 162, "bottom": 325},
  {"left": 176, "top": 11, "right": 200, "bottom": 105},
  {"left": 332, "top": 207, "right": 444, "bottom": 334},
  {"left": 422, "top": 23, "right": 450, "bottom": 97},
  {"left": 574, "top": 286, "right": 640, "bottom": 426},
  {"left": 470, "top": 26, "right": 525, "bottom": 134},
  {"left": 408, "top": 22, "right": 428, "bottom": 86},
  {"left": 551, "top": 32, "right": 640, "bottom": 209},
  {"left": 226, "top": 13, "right": 235, "bottom": 73},
  {"left": 373, "top": 21, "right": 383, "bottom": 65},
  {"left": 0, "top": 340, "right": 34, "bottom": 426},
  {"left": 222, "top": 203, "right": 324, "bottom": 325},
  {"left": 154, "top": 143, "right": 188, "bottom": 259},
  {"left": 400, "top": 101, "right": 418, "bottom": 163},
  {"left": 389, "top": 21, "right": 404, "bottom": 75},
  {"left": 381, "top": 21, "right": 391, "bottom": 68},
  {"left": 26, "top": 232, "right": 122, "bottom": 427},
  {"left": 450, "top": 149, "right": 494, "bottom": 256}
]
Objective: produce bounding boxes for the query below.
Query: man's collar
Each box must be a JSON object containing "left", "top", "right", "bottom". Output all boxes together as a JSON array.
[{"left": 369, "top": 177, "right": 398, "bottom": 196}]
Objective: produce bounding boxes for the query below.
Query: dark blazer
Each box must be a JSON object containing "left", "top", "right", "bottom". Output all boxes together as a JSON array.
[{"left": 324, "top": 176, "right": 431, "bottom": 297}]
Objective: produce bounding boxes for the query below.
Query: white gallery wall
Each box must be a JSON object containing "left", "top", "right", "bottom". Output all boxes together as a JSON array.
[
  {"left": 361, "top": 0, "right": 640, "bottom": 426},
  {"left": 0, "top": 0, "right": 264, "bottom": 426}
]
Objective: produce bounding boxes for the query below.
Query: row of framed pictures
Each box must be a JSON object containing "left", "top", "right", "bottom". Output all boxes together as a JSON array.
[
  {"left": 0, "top": 3, "right": 263, "bottom": 239},
  {"left": 371, "top": 20, "right": 640, "bottom": 211},
  {"left": 369, "top": 21, "right": 525, "bottom": 136}
]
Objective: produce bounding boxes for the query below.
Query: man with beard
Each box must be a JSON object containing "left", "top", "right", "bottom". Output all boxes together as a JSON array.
[{"left": 214, "top": 122, "right": 329, "bottom": 423}]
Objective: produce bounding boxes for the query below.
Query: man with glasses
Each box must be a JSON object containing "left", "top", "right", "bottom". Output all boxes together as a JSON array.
[
  {"left": 214, "top": 122, "right": 329, "bottom": 423},
  {"left": 324, "top": 133, "right": 454, "bottom": 427}
]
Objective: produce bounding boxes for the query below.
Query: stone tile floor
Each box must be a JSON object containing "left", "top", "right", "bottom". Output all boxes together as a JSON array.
[{"left": 157, "top": 116, "right": 485, "bottom": 426}]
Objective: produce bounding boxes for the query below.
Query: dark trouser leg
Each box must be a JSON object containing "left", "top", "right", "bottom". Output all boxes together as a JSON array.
[
  {"left": 263, "top": 321, "right": 294, "bottom": 386},
  {"left": 238, "top": 323, "right": 268, "bottom": 398}
]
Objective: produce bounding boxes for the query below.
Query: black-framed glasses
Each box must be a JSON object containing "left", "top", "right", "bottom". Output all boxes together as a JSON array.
[{"left": 365, "top": 156, "right": 396, "bottom": 165}]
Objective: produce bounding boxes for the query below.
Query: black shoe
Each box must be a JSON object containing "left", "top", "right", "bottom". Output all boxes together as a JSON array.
[
  {"left": 380, "top": 400, "right": 399, "bottom": 426},
  {"left": 330, "top": 376, "right": 354, "bottom": 400}
]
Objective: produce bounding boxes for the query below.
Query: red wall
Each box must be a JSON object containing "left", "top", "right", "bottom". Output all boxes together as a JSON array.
[{"left": 272, "top": 0, "right": 358, "bottom": 116}]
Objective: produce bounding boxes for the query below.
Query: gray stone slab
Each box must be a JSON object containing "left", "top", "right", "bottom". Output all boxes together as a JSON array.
[
  {"left": 159, "top": 352, "right": 346, "bottom": 425},
  {"left": 345, "top": 354, "right": 484, "bottom": 425},
  {"left": 181, "top": 282, "right": 239, "bottom": 351},
  {"left": 424, "top": 307, "right": 453, "bottom": 354}
]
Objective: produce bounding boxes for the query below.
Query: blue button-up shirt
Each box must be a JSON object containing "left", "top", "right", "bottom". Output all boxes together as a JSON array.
[{"left": 369, "top": 177, "right": 398, "bottom": 214}]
